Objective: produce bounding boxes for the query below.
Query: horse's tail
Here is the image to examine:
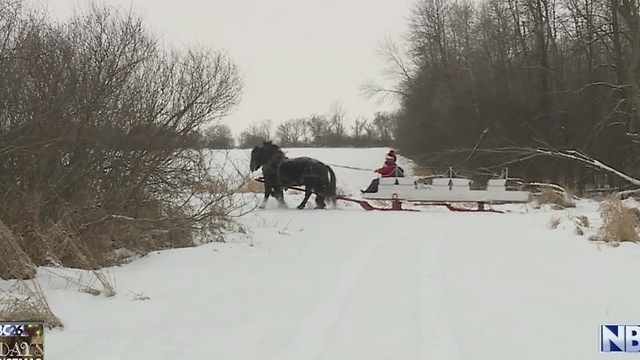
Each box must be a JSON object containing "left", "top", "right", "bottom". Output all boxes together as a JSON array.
[{"left": 326, "top": 165, "right": 337, "bottom": 208}]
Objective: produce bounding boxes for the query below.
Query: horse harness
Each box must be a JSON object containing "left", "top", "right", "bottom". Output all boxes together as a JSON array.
[{"left": 265, "top": 155, "right": 319, "bottom": 187}]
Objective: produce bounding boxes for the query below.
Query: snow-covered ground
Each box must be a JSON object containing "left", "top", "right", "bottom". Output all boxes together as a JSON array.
[{"left": 13, "top": 147, "right": 640, "bottom": 359}]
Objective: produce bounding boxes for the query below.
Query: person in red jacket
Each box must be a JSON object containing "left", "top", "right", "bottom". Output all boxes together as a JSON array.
[
  {"left": 361, "top": 150, "right": 403, "bottom": 193},
  {"left": 375, "top": 150, "right": 397, "bottom": 177}
]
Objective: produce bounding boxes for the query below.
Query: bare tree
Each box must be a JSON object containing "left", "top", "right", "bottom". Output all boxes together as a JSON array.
[
  {"left": 204, "top": 124, "right": 235, "bottom": 149},
  {"left": 305, "top": 114, "right": 330, "bottom": 146},
  {"left": 325, "top": 102, "right": 348, "bottom": 146},
  {"left": 275, "top": 118, "right": 308, "bottom": 146},
  {"left": 0, "top": 2, "right": 245, "bottom": 274},
  {"left": 372, "top": 111, "right": 395, "bottom": 143},
  {"left": 361, "top": 36, "right": 415, "bottom": 104},
  {"left": 238, "top": 119, "right": 272, "bottom": 148}
]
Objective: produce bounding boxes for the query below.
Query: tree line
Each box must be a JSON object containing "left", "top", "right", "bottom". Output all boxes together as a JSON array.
[
  {"left": 368, "top": 0, "right": 640, "bottom": 192},
  {"left": 200, "top": 106, "right": 397, "bottom": 149}
]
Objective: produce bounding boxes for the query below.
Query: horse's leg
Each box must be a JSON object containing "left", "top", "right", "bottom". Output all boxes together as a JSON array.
[
  {"left": 314, "top": 181, "right": 327, "bottom": 209},
  {"left": 274, "top": 187, "right": 288, "bottom": 208},
  {"left": 258, "top": 186, "right": 271, "bottom": 209},
  {"left": 297, "top": 186, "right": 313, "bottom": 209},
  {"left": 314, "top": 192, "right": 326, "bottom": 209}
]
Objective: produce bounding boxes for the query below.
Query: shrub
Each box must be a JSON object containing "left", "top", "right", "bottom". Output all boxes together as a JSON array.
[
  {"left": 0, "top": 1, "right": 246, "bottom": 325},
  {"left": 534, "top": 187, "right": 576, "bottom": 209},
  {"left": 590, "top": 196, "right": 640, "bottom": 243}
]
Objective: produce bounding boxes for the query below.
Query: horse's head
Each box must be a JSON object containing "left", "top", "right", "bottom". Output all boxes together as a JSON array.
[
  {"left": 250, "top": 140, "right": 283, "bottom": 172},
  {"left": 249, "top": 145, "right": 264, "bottom": 172}
]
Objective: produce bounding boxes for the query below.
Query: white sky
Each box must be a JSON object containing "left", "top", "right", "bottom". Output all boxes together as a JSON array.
[{"left": 40, "top": 0, "right": 414, "bottom": 136}]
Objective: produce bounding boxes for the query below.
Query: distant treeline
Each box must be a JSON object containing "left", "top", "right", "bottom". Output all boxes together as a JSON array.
[{"left": 199, "top": 107, "right": 397, "bottom": 149}]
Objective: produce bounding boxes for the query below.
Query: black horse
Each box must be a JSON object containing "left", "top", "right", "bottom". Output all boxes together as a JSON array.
[{"left": 249, "top": 141, "right": 337, "bottom": 209}]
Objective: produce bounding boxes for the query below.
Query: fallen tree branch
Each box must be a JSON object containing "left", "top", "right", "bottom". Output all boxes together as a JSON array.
[
  {"left": 415, "top": 144, "right": 640, "bottom": 199},
  {"left": 459, "top": 145, "right": 640, "bottom": 187},
  {"left": 541, "top": 149, "right": 640, "bottom": 187},
  {"left": 616, "top": 189, "right": 640, "bottom": 200}
]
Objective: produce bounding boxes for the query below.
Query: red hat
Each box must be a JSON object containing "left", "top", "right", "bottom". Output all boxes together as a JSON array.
[{"left": 385, "top": 149, "right": 396, "bottom": 161}]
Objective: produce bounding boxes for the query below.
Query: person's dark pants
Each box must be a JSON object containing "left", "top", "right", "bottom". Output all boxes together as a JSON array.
[{"left": 361, "top": 178, "right": 380, "bottom": 193}]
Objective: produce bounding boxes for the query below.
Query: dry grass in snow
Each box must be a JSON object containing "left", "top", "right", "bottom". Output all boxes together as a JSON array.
[
  {"left": 237, "top": 177, "right": 265, "bottom": 193},
  {"left": 0, "top": 220, "right": 63, "bottom": 328},
  {"left": 589, "top": 196, "right": 640, "bottom": 244},
  {"left": 534, "top": 187, "right": 576, "bottom": 209}
]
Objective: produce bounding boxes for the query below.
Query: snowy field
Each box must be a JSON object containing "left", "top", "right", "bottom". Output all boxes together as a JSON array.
[{"left": 12, "top": 147, "right": 640, "bottom": 359}]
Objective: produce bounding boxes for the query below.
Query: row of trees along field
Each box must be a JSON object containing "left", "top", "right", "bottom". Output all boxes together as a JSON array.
[
  {"left": 369, "top": 0, "right": 640, "bottom": 193},
  {"left": 200, "top": 106, "right": 397, "bottom": 149}
]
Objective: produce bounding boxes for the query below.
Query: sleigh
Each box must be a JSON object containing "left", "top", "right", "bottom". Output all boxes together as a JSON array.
[{"left": 359, "top": 167, "right": 531, "bottom": 213}]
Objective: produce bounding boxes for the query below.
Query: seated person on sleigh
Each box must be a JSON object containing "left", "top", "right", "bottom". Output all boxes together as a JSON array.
[{"left": 361, "top": 150, "right": 405, "bottom": 194}]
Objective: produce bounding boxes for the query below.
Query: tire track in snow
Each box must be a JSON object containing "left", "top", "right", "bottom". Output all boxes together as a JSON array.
[
  {"left": 269, "top": 237, "right": 386, "bottom": 360},
  {"left": 314, "top": 235, "right": 425, "bottom": 359},
  {"left": 416, "top": 235, "right": 468, "bottom": 360}
]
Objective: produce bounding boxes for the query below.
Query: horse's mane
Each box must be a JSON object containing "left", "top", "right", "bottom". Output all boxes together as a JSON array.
[{"left": 262, "top": 141, "right": 287, "bottom": 159}]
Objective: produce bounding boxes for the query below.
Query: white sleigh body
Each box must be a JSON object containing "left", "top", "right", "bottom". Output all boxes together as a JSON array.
[{"left": 361, "top": 177, "right": 531, "bottom": 204}]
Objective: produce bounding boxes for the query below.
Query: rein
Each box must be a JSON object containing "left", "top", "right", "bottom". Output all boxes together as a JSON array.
[{"left": 324, "top": 163, "right": 373, "bottom": 172}]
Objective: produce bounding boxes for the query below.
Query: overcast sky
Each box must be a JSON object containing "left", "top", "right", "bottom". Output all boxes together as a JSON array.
[{"left": 43, "top": 0, "right": 414, "bottom": 135}]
